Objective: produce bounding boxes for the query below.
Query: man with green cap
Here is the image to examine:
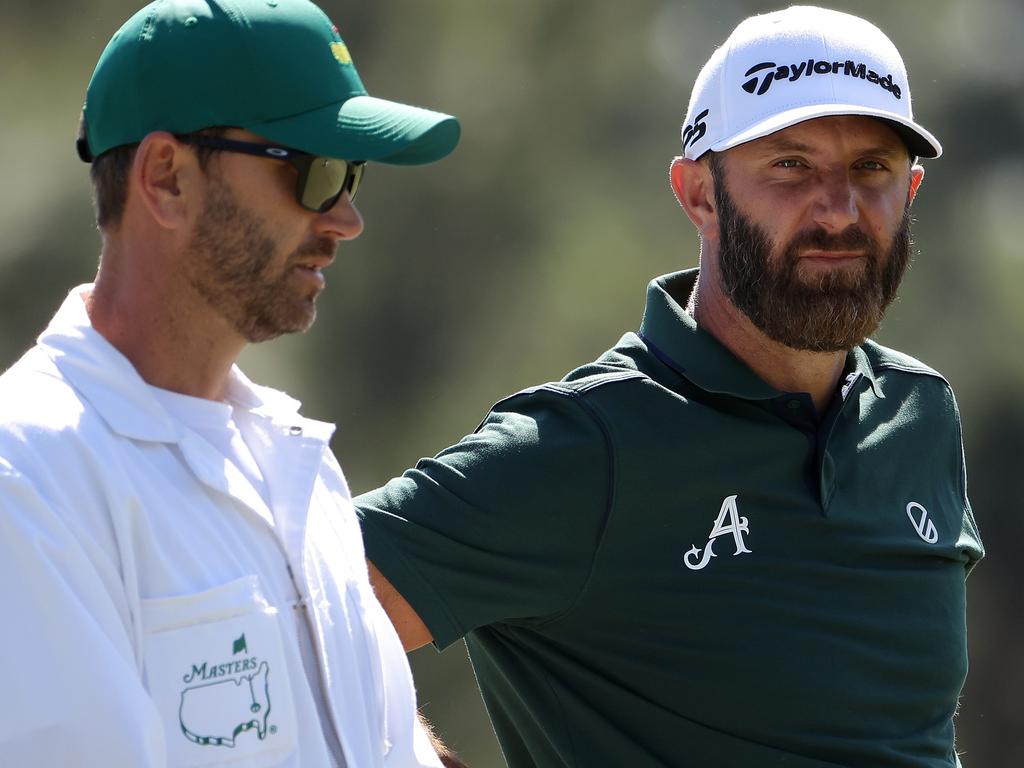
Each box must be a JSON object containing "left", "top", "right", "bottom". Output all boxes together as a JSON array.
[
  {"left": 358, "top": 6, "right": 983, "bottom": 767},
  {"left": 0, "top": 1, "right": 459, "bottom": 766}
]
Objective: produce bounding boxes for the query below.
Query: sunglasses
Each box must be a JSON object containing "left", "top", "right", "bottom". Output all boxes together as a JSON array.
[{"left": 175, "top": 134, "right": 365, "bottom": 213}]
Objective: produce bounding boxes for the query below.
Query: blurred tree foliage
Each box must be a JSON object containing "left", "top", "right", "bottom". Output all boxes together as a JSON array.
[{"left": 2, "top": 0, "right": 1022, "bottom": 765}]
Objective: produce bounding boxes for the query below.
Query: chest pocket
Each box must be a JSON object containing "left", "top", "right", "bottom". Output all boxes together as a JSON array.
[{"left": 141, "top": 575, "right": 299, "bottom": 767}]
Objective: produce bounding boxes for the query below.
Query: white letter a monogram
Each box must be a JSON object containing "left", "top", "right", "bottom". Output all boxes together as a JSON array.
[{"left": 684, "top": 495, "right": 752, "bottom": 571}]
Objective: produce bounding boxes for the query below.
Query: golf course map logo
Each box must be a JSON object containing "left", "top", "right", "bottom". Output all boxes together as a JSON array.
[{"left": 178, "top": 633, "right": 277, "bottom": 748}]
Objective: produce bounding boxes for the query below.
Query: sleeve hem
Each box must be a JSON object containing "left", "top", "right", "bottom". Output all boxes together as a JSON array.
[{"left": 361, "top": 514, "right": 467, "bottom": 651}]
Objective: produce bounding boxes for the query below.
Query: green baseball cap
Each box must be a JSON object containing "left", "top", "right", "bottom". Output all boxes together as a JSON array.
[{"left": 77, "top": 0, "right": 460, "bottom": 165}]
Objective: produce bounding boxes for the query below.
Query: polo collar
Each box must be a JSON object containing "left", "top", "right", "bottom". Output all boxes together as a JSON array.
[
  {"left": 37, "top": 285, "right": 333, "bottom": 444},
  {"left": 638, "top": 269, "right": 884, "bottom": 401},
  {"left": 844, "top": 345, "right": 884, "bottom": 399}
]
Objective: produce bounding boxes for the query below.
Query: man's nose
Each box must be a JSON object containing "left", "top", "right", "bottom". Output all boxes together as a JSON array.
[
  {"left": 811, "top": 172, "right": 860, "bottom": 233},
  {"left": 315, "top": 191, "right": 365, "bottom": 241}
]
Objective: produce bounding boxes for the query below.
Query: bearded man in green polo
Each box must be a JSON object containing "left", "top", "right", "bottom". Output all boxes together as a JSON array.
[{"left": 357, "top": 6, "right": 984, "bottom": 767}]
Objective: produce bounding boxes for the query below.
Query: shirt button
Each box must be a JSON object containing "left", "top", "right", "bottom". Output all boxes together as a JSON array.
[
  {"left": 786, "top": 399, "right": 802, "bottom": 410},
  {"left": 289, "top": 425, "right": 303, "bottom": 436}
]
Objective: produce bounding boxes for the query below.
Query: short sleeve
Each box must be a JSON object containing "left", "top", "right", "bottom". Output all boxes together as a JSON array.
[
  {"left": 947, "top": 386, "right": 984, "bottom": 574},
  {"left": 356, "top": 386, "right": 611, "bottom": 649}
]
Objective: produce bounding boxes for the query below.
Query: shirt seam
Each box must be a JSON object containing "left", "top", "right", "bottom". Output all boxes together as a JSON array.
[
  {"left": 530, "top": 387, "right": 618, "bottom": 630},
  {"left": 537, "top": 665, "right": 580, "bottom": 768},
  {"left": 871, "top": 360, "right": 948, "bottom": 382},
  {"left": 948, "top": 389, "right": 982, "bottom": 574}
]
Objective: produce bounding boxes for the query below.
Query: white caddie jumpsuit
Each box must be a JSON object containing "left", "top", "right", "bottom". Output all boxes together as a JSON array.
[{"left": 0, "top": 286, "right": 441, "bottom": 768}]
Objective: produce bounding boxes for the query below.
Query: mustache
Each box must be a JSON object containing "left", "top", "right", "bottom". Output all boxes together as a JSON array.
[
  {"left": 292, "top": 237, "right": 338, "bottom": 261},
  {"left": 787, "top": 225, "right": 876, "bottom": 253}
]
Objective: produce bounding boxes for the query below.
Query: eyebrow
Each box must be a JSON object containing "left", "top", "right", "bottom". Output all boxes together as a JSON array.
[{"left": 757, "top": 138, "right": 906, "bottom": 158}]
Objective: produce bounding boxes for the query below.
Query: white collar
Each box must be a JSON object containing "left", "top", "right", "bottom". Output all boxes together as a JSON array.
[{"left": 37, "top": 285, "right": 333, "bottom": 444}]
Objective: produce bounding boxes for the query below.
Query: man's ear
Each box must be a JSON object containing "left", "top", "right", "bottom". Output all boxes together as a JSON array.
[
  {"left": 670, "top": 156, "right": 718, "bottom": 240},
  {"left": 908, "top": 163, "right": 925, "bottom": 205},
  {"left": 130, "top": 132, "right": 200, "bottom": 229}
]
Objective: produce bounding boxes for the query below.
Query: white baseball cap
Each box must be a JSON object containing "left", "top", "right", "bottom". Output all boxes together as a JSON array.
[{"left": 680, "top": 5, "right": 941, "bottom": 161}]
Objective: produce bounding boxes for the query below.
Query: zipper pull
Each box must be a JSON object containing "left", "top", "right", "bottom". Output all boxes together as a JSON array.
[{"left": 285, "top": 563, "right": 307, "bottom": 610}]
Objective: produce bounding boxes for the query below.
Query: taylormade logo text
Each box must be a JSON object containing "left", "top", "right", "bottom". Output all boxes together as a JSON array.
[{"left": 741, "top": 59, "right": 903, "bottom": 100}]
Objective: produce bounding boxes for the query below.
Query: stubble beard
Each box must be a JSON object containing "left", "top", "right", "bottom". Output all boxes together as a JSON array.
[
  {"left": 185, "top": 178, "right": 334, "bottom": 343},
  {"left": 712, "top": 167, "right": 914, "bottom": 353}
]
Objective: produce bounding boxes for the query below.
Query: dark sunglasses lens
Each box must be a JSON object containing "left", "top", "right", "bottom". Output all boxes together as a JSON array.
[{"left": 301, "top": 158, "right": 364, "bottom": 212}]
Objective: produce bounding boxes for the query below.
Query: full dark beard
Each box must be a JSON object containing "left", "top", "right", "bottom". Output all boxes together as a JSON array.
[
  {"left": 185, "top": 179, "right": 332, "bottom": 343},
  {"left": 713, "top": 173, "right": 913, "bottom": 352}
]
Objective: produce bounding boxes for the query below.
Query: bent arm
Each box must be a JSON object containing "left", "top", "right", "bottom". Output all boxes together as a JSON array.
[
  {"left": 357, "top": 387, "right": 612, "bottom": 651},
  {"left": 368, "top": 559, "right": 433, "bottom": 651}
]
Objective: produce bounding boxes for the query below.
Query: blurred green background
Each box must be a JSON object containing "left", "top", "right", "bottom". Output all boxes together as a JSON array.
[{"left": 2, "top": 0, "right": 1021, "bottom": 765}]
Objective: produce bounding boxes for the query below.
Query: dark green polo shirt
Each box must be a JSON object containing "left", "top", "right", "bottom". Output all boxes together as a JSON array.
[{"left": 357, "top": 269, "right": 984, "bottom": 768}]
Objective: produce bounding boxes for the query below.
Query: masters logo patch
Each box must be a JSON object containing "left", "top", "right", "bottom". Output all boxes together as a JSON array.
[
  {"left": 143, "top": 591, "right": 298, "bottom": 764},
  {"left": 179, "top": 634, "right": 274, "bottom": 748},
  {"left": 331, "top": 42, "right": 352, "bottom": 65}
]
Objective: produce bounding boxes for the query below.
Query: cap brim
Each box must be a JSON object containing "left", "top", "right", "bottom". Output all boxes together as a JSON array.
[
  {"left": 245, "top": 95, "right": 460, "bottom": 165},
  {"left": 708, "top": 103, "right": 941, "bottom": 159}
]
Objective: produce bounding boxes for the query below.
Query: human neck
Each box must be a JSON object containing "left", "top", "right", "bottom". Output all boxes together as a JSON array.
[
  {"left": 687, "top": 272, "right": 847, "bottom": 415},
  {"left": 87, "top": 239, "right": 245, "bottom": 402}
]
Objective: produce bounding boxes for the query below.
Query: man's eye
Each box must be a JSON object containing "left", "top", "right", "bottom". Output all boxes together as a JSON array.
[
  {"left": 858, "top": 160, "right": 887, "bottom": 171},
  {"left": 775, "top": 158, "right": 804, "bottom": 168}
]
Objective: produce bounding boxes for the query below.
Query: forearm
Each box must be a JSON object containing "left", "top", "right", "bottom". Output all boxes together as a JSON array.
[{"left": 368, "top": 559, "right": 434, "bottom": 651}]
